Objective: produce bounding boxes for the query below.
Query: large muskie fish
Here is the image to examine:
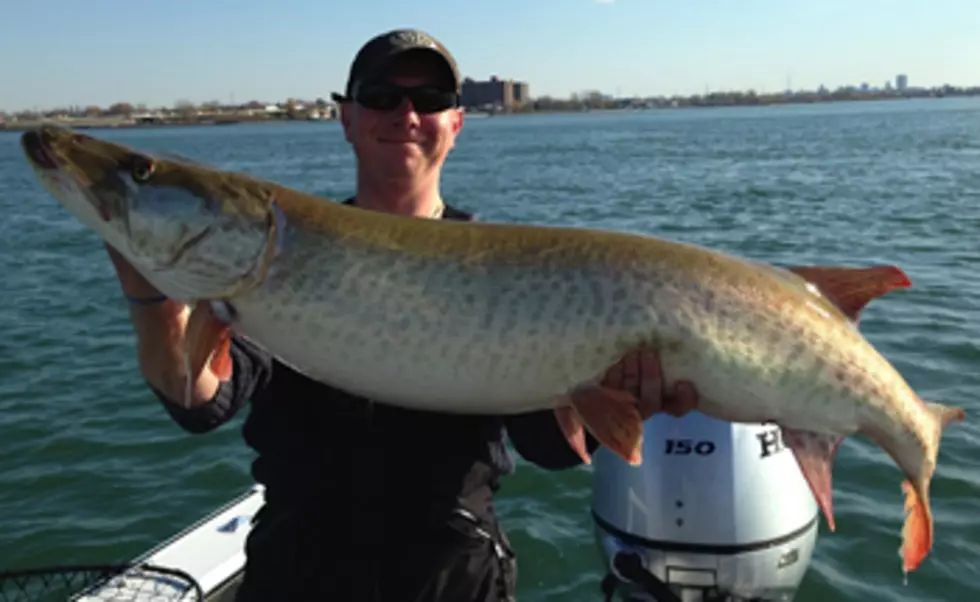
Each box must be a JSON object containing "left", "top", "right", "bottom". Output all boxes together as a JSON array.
[{"left": 20, "top": 124, "right": 964, "bottom": 575}]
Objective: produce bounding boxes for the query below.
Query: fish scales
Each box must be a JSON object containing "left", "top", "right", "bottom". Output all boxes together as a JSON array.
[{"left": 235, "top": 208, "right": 793, "bottom": 416}]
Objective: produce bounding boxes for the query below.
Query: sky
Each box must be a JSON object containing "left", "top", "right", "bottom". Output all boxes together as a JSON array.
[{"left": 1, "top": 0, "right": 977, "bottom": 112}]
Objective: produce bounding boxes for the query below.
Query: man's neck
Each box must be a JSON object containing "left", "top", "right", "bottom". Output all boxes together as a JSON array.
[{"left": 353, "top": 172, "right": 445, "bottom": 218}]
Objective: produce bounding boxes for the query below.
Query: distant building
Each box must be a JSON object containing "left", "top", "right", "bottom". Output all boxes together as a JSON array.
[
  {"left": 460, "top": 76, "right": 531, "bottom": 109},
  {"left": 896, "top": 74, "right": 908, "bottom": 91},
  {"left": 512, "top": 81, "right": 529, "bottom": 104}
]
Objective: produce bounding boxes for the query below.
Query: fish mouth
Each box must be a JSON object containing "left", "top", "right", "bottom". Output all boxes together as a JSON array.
[
  {"left": 21, "top": 129, "right": 60, "bottom": 170},
  {"left": 21, "top": 126, "right": 113, "bottom": 222}
]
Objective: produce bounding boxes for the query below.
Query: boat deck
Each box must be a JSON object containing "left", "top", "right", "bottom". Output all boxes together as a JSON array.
[{"left": 71, "top": 485, "right": 264, "bottom": 601}]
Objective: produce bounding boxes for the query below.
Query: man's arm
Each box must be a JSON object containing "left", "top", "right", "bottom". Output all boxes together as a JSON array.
[
  {"left": 505, "top": 410, "right": 600, "bottom": 470},
  {"left": 152, "top": 335, "right": 274, "bottom": 434},
  {"left": 106, "top": 245, "right": 273, "bottom": 433}
]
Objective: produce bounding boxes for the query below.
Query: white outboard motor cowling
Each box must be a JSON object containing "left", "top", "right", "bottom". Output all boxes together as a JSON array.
[{"left": 591, "top": 412, "right": 819, "bottom": 602}]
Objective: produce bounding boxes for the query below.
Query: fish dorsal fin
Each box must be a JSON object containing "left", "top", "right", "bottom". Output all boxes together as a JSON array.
[{"left": 786, "top": 265, "right": 912, "bottom": 322}]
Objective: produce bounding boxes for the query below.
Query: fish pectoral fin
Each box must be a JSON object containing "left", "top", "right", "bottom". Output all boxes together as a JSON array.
[
  {"left": 182, "top": 301, "right": 233, "bottom": 407},
  {"left": 781, "top": 427, "right": 845, "bottom": 531},
  {"left": 786, "top": 265, "right": 911, "bottom": 322},
  {"left": 555, "top": 406, "right": 592, "bottom": 465},
  {"left": 564, "top": 386, "right": 644, "bottom": 466}
]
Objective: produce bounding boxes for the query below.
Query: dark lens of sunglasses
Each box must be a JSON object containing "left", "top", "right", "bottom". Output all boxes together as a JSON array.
[
  {"left": 410, "top": 90, "right": 457, "bottom": 113},
  {"left": 356, "top": 86, "right": 457, "bottom": 114},
  {"left": 356, "top": 88, "right": 403, "bottom": 111}
]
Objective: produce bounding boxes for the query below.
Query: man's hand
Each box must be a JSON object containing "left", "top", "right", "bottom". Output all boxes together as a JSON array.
[
  {"left": 602, "top": 348, "right": 699, "bottom": 420},
  {"left": 102, "top": 244, "right": 221, "bottom": 407}
]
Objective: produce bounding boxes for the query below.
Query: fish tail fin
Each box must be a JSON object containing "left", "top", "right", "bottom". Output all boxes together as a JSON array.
[
  {"left": 899, "top": 401, "right": 964, "bottom": 575},
  {"left": 900, "top": 480, "right": 931, "bottom": 576}
]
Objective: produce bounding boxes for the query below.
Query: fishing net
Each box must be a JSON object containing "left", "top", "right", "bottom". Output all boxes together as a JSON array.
[{"left": 0, "top": 564, "right": 204, "bottom": 602}]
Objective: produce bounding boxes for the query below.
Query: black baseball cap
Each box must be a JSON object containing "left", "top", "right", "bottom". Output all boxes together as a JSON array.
[{"left": 331, "top": 29, "right": 462, "bottom": 103}]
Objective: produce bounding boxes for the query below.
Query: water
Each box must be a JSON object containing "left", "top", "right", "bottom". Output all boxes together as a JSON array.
[{"left": 2, "top": 98, "right": 979, "bottom": 601}]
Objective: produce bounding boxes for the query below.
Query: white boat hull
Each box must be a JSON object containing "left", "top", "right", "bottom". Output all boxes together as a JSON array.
[{"left": 72, "top": 485, "right": 265, "bottom": 601}]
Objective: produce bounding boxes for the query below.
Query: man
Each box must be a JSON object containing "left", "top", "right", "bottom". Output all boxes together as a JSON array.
[{"left": 105, "top": 29, "right": 700, "bottom": 602}]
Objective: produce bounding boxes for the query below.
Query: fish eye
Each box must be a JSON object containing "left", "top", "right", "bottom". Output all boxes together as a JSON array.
[{"left": 130, "top": 157, "right": 155, "bottom": 183}]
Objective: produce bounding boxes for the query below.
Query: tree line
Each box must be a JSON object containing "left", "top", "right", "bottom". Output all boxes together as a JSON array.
[{"left": 1, "top": 98, "right": 333, "bottom": 122}]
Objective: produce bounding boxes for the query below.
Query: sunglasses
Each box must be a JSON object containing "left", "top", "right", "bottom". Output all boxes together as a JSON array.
[{"left": 353, "top": 84, "right": 459, "bottom": 114}]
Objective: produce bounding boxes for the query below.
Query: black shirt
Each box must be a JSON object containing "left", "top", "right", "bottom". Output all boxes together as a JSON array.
[{"left": 153, "top": 200, "right": 600, "bottom": 519}]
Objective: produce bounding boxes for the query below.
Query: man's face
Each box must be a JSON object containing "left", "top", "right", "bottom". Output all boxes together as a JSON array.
[{"left": 340, "top": 52, "right": 464, "bottom": 182}]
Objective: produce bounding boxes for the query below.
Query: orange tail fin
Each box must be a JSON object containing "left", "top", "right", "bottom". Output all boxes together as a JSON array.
[
  {"left": 899, "top": 400, "right": 965, "bottom": 576},
  {"left": 900, "top": 480, "right": 931, "bottom": 574}
]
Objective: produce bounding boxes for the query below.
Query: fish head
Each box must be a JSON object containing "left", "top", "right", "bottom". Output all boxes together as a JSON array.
[{"left": 21, "top": 124, "right": 277, "bottom": 301}]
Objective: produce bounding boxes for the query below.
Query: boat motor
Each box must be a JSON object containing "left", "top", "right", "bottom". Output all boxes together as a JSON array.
[{"left": 591, "top": 412, "right": 819, "bottom": 602}]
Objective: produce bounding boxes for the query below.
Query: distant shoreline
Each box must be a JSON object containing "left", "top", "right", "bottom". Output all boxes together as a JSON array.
[
  {"left": 0, "top": 115, "right": 332, "bottom": 133},
  {"left": 502, "top": 89, "right": 980, "bottom": 116},
  {"left": 2, "top": 92, "right": 977, "bottom": 133}
]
